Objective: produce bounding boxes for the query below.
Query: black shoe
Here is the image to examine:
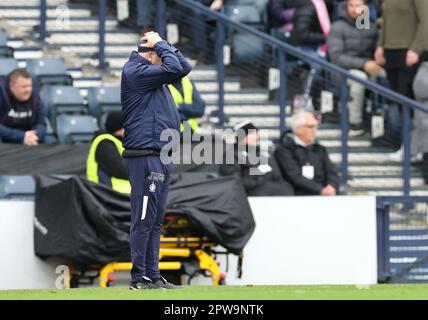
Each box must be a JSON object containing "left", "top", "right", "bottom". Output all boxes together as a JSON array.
[
  {"left": 371, "top": 136, "right": 401, "bottom": 151},
  {"left": 151, "top": 276, "right": 183, "bottom": 289},
  {"left": 128, "top": 276, "right": 156, "bottom": 290},
  {"left": 349, "top": 123, "right": 365, "bottom": 137}
]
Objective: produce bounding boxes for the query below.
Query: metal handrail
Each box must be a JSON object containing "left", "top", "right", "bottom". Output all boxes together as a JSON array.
[
  {"left": 36, "top": 0, "right": 426, "bottom": 196},
  {"left": 177, "top": 0, "right": 428, "bottom": 113}
]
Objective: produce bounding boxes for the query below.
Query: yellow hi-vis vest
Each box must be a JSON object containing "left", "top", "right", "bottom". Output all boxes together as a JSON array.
[
  {"left": 168, "top": 77, "right": 199, "bottom": 133},
  {"left": 86, "top": 133, "right": 131, "bottom": 194}
]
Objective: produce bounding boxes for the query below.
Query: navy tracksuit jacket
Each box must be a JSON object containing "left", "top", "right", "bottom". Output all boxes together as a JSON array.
[
  {"left": 121, "top": 41, "right": 191, "bottom": 283},
  {"left": 0, "top": 81, "right": 46, "bottom": 143}
]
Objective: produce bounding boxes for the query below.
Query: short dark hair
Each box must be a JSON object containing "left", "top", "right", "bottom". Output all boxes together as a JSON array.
[{"left": 7, "top": 68, "right": 32, "bottom": 84}]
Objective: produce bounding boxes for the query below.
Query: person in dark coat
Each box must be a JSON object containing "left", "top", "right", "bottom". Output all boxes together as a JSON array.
[
  {"left": 0, "top": 68, "right": 46, "bottom": 145},
  {"left": 220, "top": 121, "right": 294, "bottom": 197},
  {"left": 268, "top": 0, "right": 297, "bottom": 30},
  {"left": 289, "top": 0, "right": 333, "bottom": 53},
  {"left": 411, "top": 63, "right": 428, "bottom": 184},
  {"left": 121, "top": 31, "right": 191, "bottom": 290},
  {"left": 327, "top": 0, "right": 382, "bottom": 135},
  {"left": 275, "top": 111, "right": 339, "bottom": 196}
]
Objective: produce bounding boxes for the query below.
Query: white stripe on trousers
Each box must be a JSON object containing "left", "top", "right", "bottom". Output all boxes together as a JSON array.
[{"left": 141, "top": 195, "right": 148, "bottom": 220}]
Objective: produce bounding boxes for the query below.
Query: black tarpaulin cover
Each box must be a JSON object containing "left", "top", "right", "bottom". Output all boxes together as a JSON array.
[{"left": 34, "top": 173, "right": 255, "bottom": 265}]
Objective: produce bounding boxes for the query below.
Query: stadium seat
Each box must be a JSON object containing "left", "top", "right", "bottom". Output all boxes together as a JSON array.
[
  {"left": 232, "top": 32, "right": 265, "bottom": 61},
  {"left": 223, "top": 1, "right": 266, "bottom": 62},
  {"left": 44, "top": 117, "right": 58, "bottom": 144},
  {"left": 41, "top": 85, "right": 87, "bottom": 120},
  {"left": 87, "top": 86, "right": 121, "bottom": 117},
  {"left": 56, "top": 114, "right": 99, "bottom": 144},
  {"left": 0, "top": 175, "right": 35, "bottom": 199},
  {"left": 98, "top": 112, "right": 109, "bottom": 131},
  {"left": 223, "top": 2, "right": 264, "bottom": 24},
  {"left": 26, "top": 57, "right": 73, "bottom": 87},
  {"left": 0, "top": 29, "right": 13, "bottom": 58},
  {"left": 0, "top": 58, "right": 19, "bottom": 80}
]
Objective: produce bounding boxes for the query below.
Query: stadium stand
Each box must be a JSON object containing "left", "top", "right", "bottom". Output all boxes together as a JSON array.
[
  {"left": 0, "top": 0, "right": 428, "bottom": 287},
  {"left": 0, "top": 0, "right": 426, "bottom": 197}
]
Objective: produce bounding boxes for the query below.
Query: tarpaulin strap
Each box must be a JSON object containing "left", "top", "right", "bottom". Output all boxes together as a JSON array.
[{"left": 237, "top": 251, "right": 244, "bottom": 279}]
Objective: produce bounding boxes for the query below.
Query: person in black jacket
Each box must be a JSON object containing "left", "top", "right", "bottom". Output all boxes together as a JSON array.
[
  {"left": 0, "top": 68, "right": 46, "bottom": 145},
  {"left": 220, "top": 121, "right": 294, "bottom": 196},
  {"left": 86, "top": 111, "right": 130, "bottom": 194},
  {"left": 327, "top": 0, "right": 382, "bottom": 135},
  {"left": 275, "top": 111, "right": 339, "bottom": 196},
  {"left": 121, "top": 31, "right": 191, "bottom": 290},
  {"left": 289, "top": 0, "right": 334, "bottom": 53}
]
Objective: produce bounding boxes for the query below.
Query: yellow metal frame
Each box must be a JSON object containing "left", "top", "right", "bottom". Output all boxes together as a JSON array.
[{"left": 99, "top": 246, "right": 221, "bottom": 287}]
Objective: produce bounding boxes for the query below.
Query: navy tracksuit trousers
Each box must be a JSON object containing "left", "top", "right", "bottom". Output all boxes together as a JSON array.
[{"left": 123, "top": 155, "right": 172, "bottom": 283}]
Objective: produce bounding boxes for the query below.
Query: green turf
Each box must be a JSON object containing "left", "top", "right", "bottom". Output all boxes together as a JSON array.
[{"left": 1, "top": 284, "right": 428, "bottom": 300}]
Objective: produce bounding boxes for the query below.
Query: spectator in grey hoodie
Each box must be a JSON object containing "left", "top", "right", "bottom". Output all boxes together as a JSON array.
[{"left": 327, "top": 0, "right": 382, "bottom": 136}]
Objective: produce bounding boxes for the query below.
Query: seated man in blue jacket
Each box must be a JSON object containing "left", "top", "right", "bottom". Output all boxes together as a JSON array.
[{"left": 0, "top": 68, "right": 46, "bottom": 145}]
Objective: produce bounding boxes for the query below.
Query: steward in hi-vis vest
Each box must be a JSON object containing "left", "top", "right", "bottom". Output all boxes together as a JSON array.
[
  {"left": 168, "top": 76, "right": 205, "bottom": 133},
  {"left": 86, "top": 111, "right": 130, "bottom": 194}
]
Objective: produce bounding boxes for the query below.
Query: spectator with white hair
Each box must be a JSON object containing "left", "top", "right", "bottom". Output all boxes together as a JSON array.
[{"left": 274, "top": 111, "right": 339, "bottom": 196}]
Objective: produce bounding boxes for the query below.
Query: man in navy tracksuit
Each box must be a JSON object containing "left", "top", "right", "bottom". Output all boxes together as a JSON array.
[{"left": 121, "top": 31, "right": 191, "bottom": 290}]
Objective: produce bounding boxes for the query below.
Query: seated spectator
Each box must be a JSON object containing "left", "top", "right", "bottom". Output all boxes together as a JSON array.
[
  {"left": 220, "top": 121, "right": 294, "bottom": 196},
  {"left": 327, "top": 0, "right": 382, "bottom": 136},
  {"left": 86, "top": 111, "right": 131, "bottom": 194},
  {"left": 411, "top": 62, "right": 428, "bottom": 184},
  {"left": 289, "top": 0, "right": 333, "bottom": 58},
  {"left": 268, "top": 0, "right": 297, "bottom": 38},
  {"left": 274, "top": 111, "right": 339, "bottom": 196},
  {"left": 0, "top": 68, "right": 46, "bottom": 145},
  {"left": 168, "top": 76, "right": 206, "bottom": 134}
]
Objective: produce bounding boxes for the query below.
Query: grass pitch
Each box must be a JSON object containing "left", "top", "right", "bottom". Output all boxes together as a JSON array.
[{"left": 1, "top": 284, "right": 428, "bottom": 300}]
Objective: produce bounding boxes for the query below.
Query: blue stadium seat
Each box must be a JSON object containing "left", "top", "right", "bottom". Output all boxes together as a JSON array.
[
  {"left": 0, "top": 58, "right": 19, "bottom": 80},
  {"left": 223, "top": 4, "right": 263, "bottom": 24},
  {"left": 0, "top": 176, "right": 35, "bottom": 199},
  {"left": 223, "top": 1, "right": 266, "bottom": 62},
  {"left": 232, "top": 32, "right": 265, "bottom": 61},
  {"left": 98, "top": 112, "right": 109, "bottom": 131},
  {"left": 87, "top": 86, "right": 121, "bottom": 117},
  {"left": 26, "top": 57, "right": 73, "bottom": 87},
  {"left": 56, "top": 114, "right": 99, "bottom": 144},
  {"left": 41, "top": 85, "right": 87, "bottom": 119},
  {"left": 0, "top": 29, "right": 13, "bottom": 58},
  {"left": 44, "top": 117, "right": 58, "bottom": 144}
]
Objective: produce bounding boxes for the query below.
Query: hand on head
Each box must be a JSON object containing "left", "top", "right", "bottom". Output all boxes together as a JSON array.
[{"left": 140, "top": 31, "right": 162, "bottom": 48}]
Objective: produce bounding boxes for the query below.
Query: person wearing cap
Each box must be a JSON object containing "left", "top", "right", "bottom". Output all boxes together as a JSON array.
[
  {"left": 168, "top": 76, "right": 205, "bottom": 133},
  {"left": 121, "top": 31, "right": 191, "bottom": 290},
  {"left": 274, "top": 111, "right": 339, "bottom": 196},
  {"left": 86, "top": 111, "right": 130, "bottom": 194},
  {"left": 220, "top": 120, "right": 294, "bottom": 196}
]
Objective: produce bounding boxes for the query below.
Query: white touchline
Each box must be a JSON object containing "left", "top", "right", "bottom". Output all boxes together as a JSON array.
[{"left": 141, "top": 196, "right": 148, "bottom": 220}]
